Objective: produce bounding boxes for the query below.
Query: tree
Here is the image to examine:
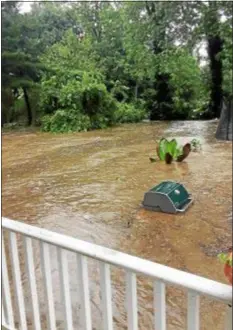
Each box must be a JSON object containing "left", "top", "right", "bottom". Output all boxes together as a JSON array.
[
  {"left": 218, "top": 2, "right": 233, "bottom": 100},
  {"left": 204, "top": 2, "right": 223, "bottom": 118},
  {"left": 143, "top": 1, "right": 188, "bottom": 120},
  {"left": 170, "top": 1, "right": 232, "bottom": 118},
  {"left": 2, "top": 2, "right": 46, "bottom": 125},
  {"left": 28, "top": 2, "right": 77, "bottom": 54}
]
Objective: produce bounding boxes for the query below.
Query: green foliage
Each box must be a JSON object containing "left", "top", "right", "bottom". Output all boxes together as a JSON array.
[
  {"left": 218, "top": 252, "right": 232, "bottom": 267},
  {"left": 11, "top": 95, "right": 26, "bottom": 123},
  {"left": 1, "top": 1, "right": 233, "bottom": 129},
  {"left": 40, "top": 69, "right": 117, "bottom": 132},
  {"left": 115, "top": 103, "right": 146, "bottom": 123},
  {"left": 41, "top": 30, "right": 100, "bottom": 74},
  {"left": 190, "top": 138, "right": 202, "bottom": 152},
  {"left": 157, "top": 138, "right": 183, "bottom": 161},
  {"left": 219, "top": 7, "right": 233, "bottom": 99},
  {"left": 28, "top": 2, "right": 77, "bottom": 55},
  {"left": 1, "top": 3, "right": 46, "bottom": 125},
  {"left": 40, "top": 115, "right": 52, "bottom": 132},
  {"left": 153, "top": 138, "right": 191, "bottom": 164},
  {"left": 81, "top": 74, "right": 117, "bottom": 125},
  {"left": 110, "top": 80, "right": 129, "bottom": 102},
  {"left": 41, "top": 111, "right": 91, "bottom": 133},
  {"left": 155, "top": 48, "right": 206, "bottom": 119}
]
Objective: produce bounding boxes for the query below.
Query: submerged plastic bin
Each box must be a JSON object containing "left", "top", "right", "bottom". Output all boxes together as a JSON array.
[{"left": 142, "top": 181, "right": 193, "bottom": 214}]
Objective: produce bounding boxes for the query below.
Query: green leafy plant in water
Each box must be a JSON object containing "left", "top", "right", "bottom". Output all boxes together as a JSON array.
[
  {"left": 218, "top": 252, "right": 233, "bottom": 267},
  {"left": 218, "top": 249, "right": 232, "bottom": 285},
  {"left": 190, "top": 138, "right": 202, "bottom": 152},
  {"left": 149, "top": 138, "right": 191, "bottom": 164}
]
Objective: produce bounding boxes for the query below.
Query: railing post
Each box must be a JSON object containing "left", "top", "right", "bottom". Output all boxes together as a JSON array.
[
  {"left": 187, "top": 291, "right": 200, "bottom": 330},
  {"left": 40, "top": 242, "right": 56, "bottom": 330},
  {"left": 154, "top": 281, "right": 166, "bottom": 330},
  {"left": 76, "top": 254, "right": 92, "bottom": 330},
  {"left": 225, "top": 306, "right": 232, "bottom": 330},
  {"left": 2, "top": 233, "right": 15, "bottom": 327},
  {"left": 126, "top": 271, "right": 138, "bottom": 330},
  {"left": 9, "top": 232, "right": 27, "bottom": 330},
  {"left": 99, "top": 262, "right": 113, "bottom": 330}
]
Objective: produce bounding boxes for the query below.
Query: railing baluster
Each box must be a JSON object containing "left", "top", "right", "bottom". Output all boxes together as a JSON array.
[
  {"left": 2, "top": 296, "right": 6, "bottom": 325},
  {"left": 40, "top": 241, "right": 56, "bottom": 330},
  {"left": 126, "top": 271, "right": 138, "bottom": 330},
  {"left": 187, "top": 291, "right": 200, "bottom": 330},
  {"left": 76, "top": 254, "right": 92, "bottom": 330},
  {"left": 24, "top": 236, "right": 41, "bottom": 330},
  {"left": 225, "top": 306, "right": 232, "bottom": 330},
  {"left": 9, "top": 231, "right": 27, "bottom": 330},
  {"left": 57, "top": 247, "right": 73, "bottom": 330},
  {"left": 2, "top": 234, "right": 15, "bottom": 327},
  {"left": 154, "top": 281, "right": 166, "bottom": 330},
  {"left": 99, "top": 262, "right": 113, "bottom": 330}
]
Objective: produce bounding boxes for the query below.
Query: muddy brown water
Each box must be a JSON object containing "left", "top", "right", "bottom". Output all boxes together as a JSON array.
[{"left": 2, "top": 121, "right": 232, "bottom": 330}]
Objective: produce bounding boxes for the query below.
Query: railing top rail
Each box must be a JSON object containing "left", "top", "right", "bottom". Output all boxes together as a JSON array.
[{"left": 2, "top": 217, "right": 232, "bottom": 304}]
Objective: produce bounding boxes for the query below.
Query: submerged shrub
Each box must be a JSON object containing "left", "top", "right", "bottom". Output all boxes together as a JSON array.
[
  {"left": 115, "top": 103, "right": 146, "bottom": 123},
  {"left": 81, "top": 81, "right": 117, "bottom": 126},
  {"left": 41, "top": 115, "right": 52, "bottom": 132},
  {"left": 41, "top": 110, "right": 91, "bottom": 133},
  {"left": 40, "top": 70, "right": 118, "bottom": 132},
  {"left": 190, "top": 138, "right": 202, "bottom": 151}
]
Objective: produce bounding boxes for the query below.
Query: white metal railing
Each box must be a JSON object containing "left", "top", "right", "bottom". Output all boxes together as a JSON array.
[{"left": 2, "top": 217, "right": 232, "bottom": 330}]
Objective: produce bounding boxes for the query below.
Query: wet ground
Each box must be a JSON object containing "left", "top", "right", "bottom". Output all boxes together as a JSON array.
[{"left": 2, "top": 121, "right": 232, "bottom": 329}]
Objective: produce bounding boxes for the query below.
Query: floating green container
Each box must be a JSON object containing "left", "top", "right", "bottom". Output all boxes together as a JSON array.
[{"left": 142, "top": 181, "right": 193, "bottom": 214}]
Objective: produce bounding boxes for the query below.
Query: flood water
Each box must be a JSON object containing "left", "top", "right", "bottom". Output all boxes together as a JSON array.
[{"left": 2, "top": 121, "right": 232, "bottom": 329}]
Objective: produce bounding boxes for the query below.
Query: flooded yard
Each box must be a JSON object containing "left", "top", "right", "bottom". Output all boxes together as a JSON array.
[{"left": 2, "top": 121, "right": 232, "bottom": 329}]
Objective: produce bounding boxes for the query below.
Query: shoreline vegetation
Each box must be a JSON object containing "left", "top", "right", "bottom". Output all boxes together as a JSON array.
[{"left": 2, "top": 2, "right": 232, "bottom": 133}]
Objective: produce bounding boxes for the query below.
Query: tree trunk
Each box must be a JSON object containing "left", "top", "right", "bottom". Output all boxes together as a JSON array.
[
  {"left": 2, "top": 88, "right": 14, "bottom": 125},
  {"left": 208, "top": 35, "right": 223, "bottom": 118},
  {"left": 150, "top": 73, "right": 173, "bottom": 120},
  {"left": 146, "top": 2, "right": 174, "bottom": 120},
  {"left": 206, "top": 1, "right": 224, "bottom": 118},
  {"left": 135, "top": 82, "right": 138, "bottom": 100},
  {"left": 23, "top": 87, "right": 32, "bottom": 126}
]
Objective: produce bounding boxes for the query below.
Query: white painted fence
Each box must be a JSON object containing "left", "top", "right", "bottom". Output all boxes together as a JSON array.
[{"left": 2, "top": 217, "right": 232, "bottom": 330}]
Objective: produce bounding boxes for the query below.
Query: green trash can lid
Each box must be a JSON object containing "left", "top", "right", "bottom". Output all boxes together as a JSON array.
[
  {"left": 150, "top": 181, "right": 180, "bottom": 194},
  {"left": 150, "top": 180, "right": 190, "bottom": 209}
]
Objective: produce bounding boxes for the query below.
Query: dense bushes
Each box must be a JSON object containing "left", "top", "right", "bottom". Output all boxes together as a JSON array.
[
  {"left": 41, "top": 106, "right": 147, "bottom": 133},
  {"left": 41, "top": 111, "right": 91, "bottom": 133},
  {"left": 40, "top": 70, "right": 119, "bottom": 132},
  {"left": 115, "top": 103, "right": 146, "bottom": 123},
  {"left": 41, "top": 104, "right": 147, "bottom": 133}
]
